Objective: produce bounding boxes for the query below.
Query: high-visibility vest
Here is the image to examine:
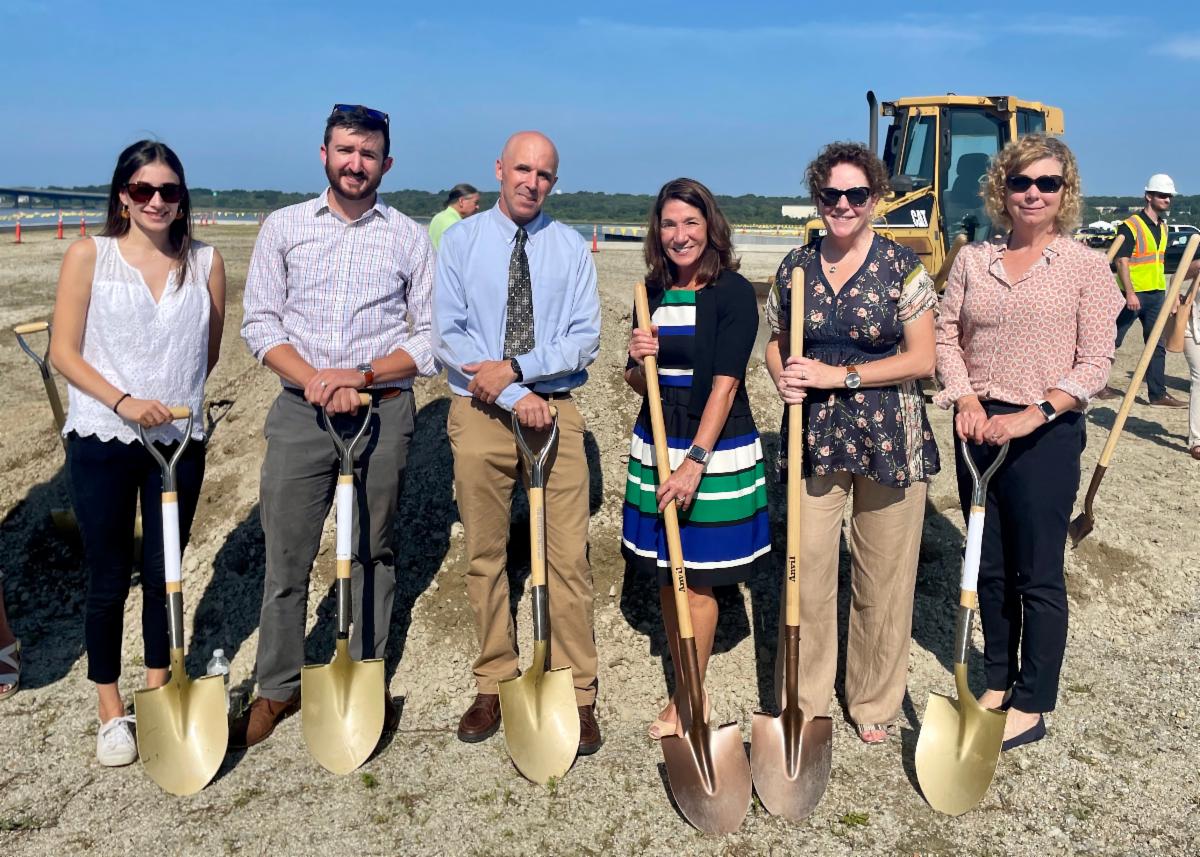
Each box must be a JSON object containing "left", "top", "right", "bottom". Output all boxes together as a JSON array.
[{"left": 1120, "top": 214, "right": 1167, "bottom": 293}]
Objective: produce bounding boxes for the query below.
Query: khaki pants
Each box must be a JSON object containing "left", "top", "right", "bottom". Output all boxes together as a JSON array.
[
  {"left": 791, "top": 472, "right": 927, "bottom": 726},
  {"left": 447, "top": 396, "right": 597, "bottom": 705}
]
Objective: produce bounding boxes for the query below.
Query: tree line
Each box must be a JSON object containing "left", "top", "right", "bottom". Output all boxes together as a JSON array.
[{"left": 45, "top": 184, "right": 1199, "bottom": 226}]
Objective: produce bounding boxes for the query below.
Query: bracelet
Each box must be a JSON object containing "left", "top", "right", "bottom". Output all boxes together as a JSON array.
[{"left": 112, "top": 392, "right": 131, "bottom": 414}]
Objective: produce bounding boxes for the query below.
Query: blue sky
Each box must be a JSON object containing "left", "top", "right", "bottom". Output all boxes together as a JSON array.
[{"left": 3, "top": 1, "right": 1198, "bottom": 197}]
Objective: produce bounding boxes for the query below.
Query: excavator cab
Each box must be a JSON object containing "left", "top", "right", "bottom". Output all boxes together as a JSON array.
[{"left": 805, "top": 93, "right": 1064, "bottom": 282}]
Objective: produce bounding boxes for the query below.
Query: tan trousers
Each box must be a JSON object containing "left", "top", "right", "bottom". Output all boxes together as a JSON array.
[
  {"left": 791, "top": 472, "right": 927, "bottom": 726},
  {"left": 447, "top": 395, "right": 597, "bottom": 705}
]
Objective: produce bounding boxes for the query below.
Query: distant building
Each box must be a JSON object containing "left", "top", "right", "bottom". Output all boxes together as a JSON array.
[{"left": 782, "top": 204, "right": 818, "bottom": 220}]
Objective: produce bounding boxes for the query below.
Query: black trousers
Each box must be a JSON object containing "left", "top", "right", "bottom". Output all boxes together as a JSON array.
[
  {"left": 954, "top": 402, "right": 1083, "bottom": 713},
  {"left": 67, "top": 432, "right": 205, "bottom": 684}
]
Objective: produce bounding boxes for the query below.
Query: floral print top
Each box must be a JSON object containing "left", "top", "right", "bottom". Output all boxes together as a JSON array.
[{"left": 766, "top": 234, "right": 940, "bottom": 488}]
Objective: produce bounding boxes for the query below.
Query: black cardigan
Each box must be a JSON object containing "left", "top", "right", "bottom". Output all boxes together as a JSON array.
[{"left": 633, "top": 269, "right": 760, "bottom": 419}]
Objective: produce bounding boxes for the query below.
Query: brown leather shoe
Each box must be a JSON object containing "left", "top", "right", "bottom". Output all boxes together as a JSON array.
[
  {"left": 578, "top": 704, "right": 602, "bottom": 756},
  {"left": 1190, "top": 446, "right": 1200, "bottom": 461},
  {"left": 457, "top": 693, "right": 501, "bottom": 743},
  {"left": 1094, "top": 385, "right": 1123, "bottom": 400},
  {"left": 229, "top": 694, "right": 300, "bottom": 749},
  {"left": 1149, "top": 394, "right": 1188, "bottom": 408}
]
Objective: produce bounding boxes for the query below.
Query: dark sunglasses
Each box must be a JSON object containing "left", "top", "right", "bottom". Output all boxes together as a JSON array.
[
  {"left": 817, "top": 186, "right": 872, "bottom": 207},
  {"left": 1148, "top": 191, "right": 1173, "bottom": 201},
  {"left": 1005, "top": 174, "right": 1064, "bottom": 194},
  {"left": 125, "top": 182, "right": 184, "bottom": 204},
  {"left": 331, "top": 103, "right": 389, "bottom": 125}
]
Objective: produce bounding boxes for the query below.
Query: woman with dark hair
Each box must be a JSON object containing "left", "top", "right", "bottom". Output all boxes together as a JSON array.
[
  {"left": 936, "top": 135, "right": 1121, "bottom": 750},
  {"left": 764, "top": 141, "right": 939, "bottom": 744},
  {"left": 50, "top": 140, "right": 226, "bottom": 766},
  {"left": 622, "top": 177, "right": 769, "bottom": 739}
]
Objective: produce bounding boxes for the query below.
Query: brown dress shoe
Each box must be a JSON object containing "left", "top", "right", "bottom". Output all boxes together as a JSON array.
[
  {"left": 229, "top": 694, "right": 300, "bottom": 749},
  {"left": 578, "top": 704, "right": 603, "bottom": 756},
  {"left": 1149, "top": 394, "right": 1188, "bottom": 408},
  {"left": 1094, "top": 385, "right": 1123, "bottom": 400},
  {"left": 1190, "top": 446, "right": 1200, "bottom": 461},
  {"left": 457, "top": 693, "right": 501, "bottom": 743}
]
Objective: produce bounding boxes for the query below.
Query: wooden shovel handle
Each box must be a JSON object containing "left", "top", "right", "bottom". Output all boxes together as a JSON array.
[
  {"left": 1105, "top": 233, "right": 1126, "bottom": 263},
  {"left": 932, "top": 234, "right": 967, "bottom": 293},
  {"left": 785, "top": 269, "right": 804, "bottom": 628},
  {"left": 1096, "top": 234, "right": 1195, "bottom": 469},
  {"left": 634, "top": 282, "right": 694, "bottom": 641},
  {"left": 168, "top": 406, "right": 191, "bottom": 419},
  {"left": 13, "top": 321, "right": 49, "bottom": 335}
]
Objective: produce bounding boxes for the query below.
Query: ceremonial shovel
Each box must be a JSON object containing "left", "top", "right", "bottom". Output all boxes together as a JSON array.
[
  {"left": 750, "top": 269, "right": 832, "bottom": 821},
  {"left": 134, "top": 407, "right": 228, "bottom": 795},
  {"left": 499, "top": 407, "right": 581, "bottom": 784},
  {"left": 635, "top": 282, "right": 752, "bottom": 834},
  {"left": 915, "top": 439, "right": 1008, "bottom": 816},
  {"left": 301, "top": 393, "right": 385, "bottom": 775}
]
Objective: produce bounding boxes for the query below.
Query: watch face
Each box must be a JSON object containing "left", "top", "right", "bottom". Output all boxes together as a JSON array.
[{"left": 845, "top": 372, "right": 861, "bottom": 390}]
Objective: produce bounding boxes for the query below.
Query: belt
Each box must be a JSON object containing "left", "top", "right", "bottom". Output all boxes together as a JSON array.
[{"left": 533, "top": 390, "right": 573, "bottom": 401}]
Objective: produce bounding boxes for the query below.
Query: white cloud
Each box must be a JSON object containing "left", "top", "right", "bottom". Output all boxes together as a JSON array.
[{"left": 1156, "top": 35, "right": 1200, "bottom": 60}]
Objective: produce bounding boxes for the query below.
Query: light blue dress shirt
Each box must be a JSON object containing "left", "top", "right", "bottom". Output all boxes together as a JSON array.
[{"left": 434, "top": 205, "right": 601, "bottom": 411}]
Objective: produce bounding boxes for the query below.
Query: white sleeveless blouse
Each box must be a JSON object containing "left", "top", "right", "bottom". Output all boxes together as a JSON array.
[{"left": 63, "top": 236, "right": 213, "bottom": 445}]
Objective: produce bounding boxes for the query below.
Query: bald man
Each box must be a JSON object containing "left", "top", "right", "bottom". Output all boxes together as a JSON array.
[{"left": 433, "top": 132, "right": 603, "bottom": 756}]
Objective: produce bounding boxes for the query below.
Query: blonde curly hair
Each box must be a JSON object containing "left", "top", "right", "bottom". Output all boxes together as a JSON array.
[{"left": 983, "top": 135, "right": 1082, "bottom": 234}]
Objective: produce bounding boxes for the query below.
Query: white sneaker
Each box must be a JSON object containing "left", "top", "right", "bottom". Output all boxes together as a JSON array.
[{"left": 96, "top": 715, "right": 138, "bottom": 767}]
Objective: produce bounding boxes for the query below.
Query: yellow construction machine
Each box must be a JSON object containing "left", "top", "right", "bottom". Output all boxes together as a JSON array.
[{"left": 805, "top": 92, "right": 1065, "bottom": 280}]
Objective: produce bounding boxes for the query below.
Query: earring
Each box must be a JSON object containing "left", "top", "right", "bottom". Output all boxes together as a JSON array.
[{"left": 120, "top": 205, "right": 129, "bottom": 220}]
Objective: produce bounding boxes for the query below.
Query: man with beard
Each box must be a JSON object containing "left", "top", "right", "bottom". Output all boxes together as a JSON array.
[
  {"left": 434, "top": 131, "right": 602, "bottom": 755},
  {"left": 234, "top": 104, "right": 435, "bottom": 748}
]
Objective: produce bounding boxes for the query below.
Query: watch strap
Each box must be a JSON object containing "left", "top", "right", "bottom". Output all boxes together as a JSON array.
[
  {"left": 357, "top": 363, "right": 375, "bottom": 387},
  {"left": 1035, "top": 399, "right": 1057, "bottom": 422},
  {"left": 509, "top": 357, "right": 524, "bottom": 382}
]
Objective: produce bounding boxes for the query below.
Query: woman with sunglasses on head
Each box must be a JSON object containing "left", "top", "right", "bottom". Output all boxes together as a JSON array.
[
  {"left": 935, "top": 135, "right": 1121, "bottom": 750},
  {"left": 764, "top": 141, "right": 939, "bottom": 745},
  {"left": 623, "top": 178, "right": 770, "bottom": 740},
  {"left": 50, "top": 140, "right": 226, "bottom": 766}
]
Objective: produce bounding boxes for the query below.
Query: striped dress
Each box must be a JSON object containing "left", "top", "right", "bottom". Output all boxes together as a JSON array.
[{"left": 621, "top": 287, "right": 772, "bottom": 587}]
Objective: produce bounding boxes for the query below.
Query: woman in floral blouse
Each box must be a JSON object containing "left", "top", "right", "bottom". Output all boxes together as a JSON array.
[
  {"left": 764, "top": 141, "right": 939, "bottom": 744},
  {"left": 935, "top": 135, "right": 1121, "bottom": 751}
]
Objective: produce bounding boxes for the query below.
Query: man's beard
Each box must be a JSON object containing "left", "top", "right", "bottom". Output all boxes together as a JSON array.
[{"left": 326, "top": 163, "right": 380, "bottom": 201}]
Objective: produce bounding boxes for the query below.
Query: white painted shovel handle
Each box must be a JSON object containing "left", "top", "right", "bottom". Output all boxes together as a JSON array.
[
  {"left": 162, "top": 495, "right": 182, "bottom": 587},
  {"left": 959, "top": 506, "right": 985, "bottom": 602}
]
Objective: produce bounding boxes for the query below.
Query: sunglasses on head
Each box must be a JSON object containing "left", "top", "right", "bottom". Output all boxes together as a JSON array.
[
  {"left": 331, "top": 103, "right": 390, "bottom": 125},
  {"left": 1005, "top": 174, "right": 1064, "bottom": 194},
  {"left": 817, "top": 186, "right": 872, "bottom": 207},
  {"left": 125, "top": 182, "right": 184, "bottom": 204}
]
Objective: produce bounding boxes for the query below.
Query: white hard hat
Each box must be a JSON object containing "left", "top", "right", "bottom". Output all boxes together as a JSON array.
[{"left": 1145, "top": 174, "right": 1177, "bottom": 195}]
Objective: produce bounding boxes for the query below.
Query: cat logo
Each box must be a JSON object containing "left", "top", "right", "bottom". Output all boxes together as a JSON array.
[{"left": 910, "top": 209, "right": 929, "bottom": 228}]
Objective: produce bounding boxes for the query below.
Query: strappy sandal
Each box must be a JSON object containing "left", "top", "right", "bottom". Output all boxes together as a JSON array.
[
  {"left": 0, "top": 640, "right": 21, "bottom": 701},
  {"left": 854, "top": 721, "right": 897, "bottom": 745},
  {"left": 648, "top": 691, "right": 710, "bottom": 741}
]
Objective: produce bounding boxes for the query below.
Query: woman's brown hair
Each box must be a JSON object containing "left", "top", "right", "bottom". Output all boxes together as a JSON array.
[
  {"left": 102, "top": 140, "right": 193, "bottom": 284},
  {"left": 805, "top": 140, "right": 890, "bottom": 200},
  {"left": 644, "top": 177, "right": 739, "bottom": 288}
]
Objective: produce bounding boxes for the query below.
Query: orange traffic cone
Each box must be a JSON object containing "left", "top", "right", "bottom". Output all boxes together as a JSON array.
[
  {"left": 80, "top": 217, "right": 87, "bottom": 237},
  {"left": 56, "top": 211, "right": 64, "bottom": 239},
  {"left": 14, "top": 219, "right": 21, "bottom": 244},
  {"left": 591, "top": 224, "right": 598, "bottom": 253}
]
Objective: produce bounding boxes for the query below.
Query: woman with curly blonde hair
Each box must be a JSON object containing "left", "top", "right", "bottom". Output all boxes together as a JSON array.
[{"left": 935, "top": 134, "right": 1122, "bottom": 750}]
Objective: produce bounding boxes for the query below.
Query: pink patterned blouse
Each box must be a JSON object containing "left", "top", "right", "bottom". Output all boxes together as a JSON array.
[{"left": 934, "top": 235, "right": 1123, "bottom": 410}]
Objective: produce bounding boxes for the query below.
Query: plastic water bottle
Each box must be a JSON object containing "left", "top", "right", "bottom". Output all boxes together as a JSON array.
[{"left": 205, "top": 649, "right": 231, "bottom": 713}]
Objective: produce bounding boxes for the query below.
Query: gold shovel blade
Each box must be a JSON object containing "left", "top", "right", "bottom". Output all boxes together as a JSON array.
[
  {"left": 750, "top": 709, "right": 833, "bottom": 821},
  {"left": 135, "top": 671, "right": 229, "bottom": 796},
  {"left": 301, "top": 638, "right": 385, "bottom": 775},
  {"left": 499, "top": 641, "right": 580, "bottom": 785},
  {"left": 915, "top": 666, "right": 1006, "bottom": 816},
  {"left": 662, "top": 719, "right": 752, "bottom": 834}
]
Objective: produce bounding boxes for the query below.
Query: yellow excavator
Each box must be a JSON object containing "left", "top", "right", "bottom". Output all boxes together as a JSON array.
[{"left": 805, "top": 92, "right": 1065, "bottom": 280}]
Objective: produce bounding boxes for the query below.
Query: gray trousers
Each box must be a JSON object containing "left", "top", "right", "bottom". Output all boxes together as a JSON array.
[{"left": 255, "top": 388, "right": 415, "bottom": 701}]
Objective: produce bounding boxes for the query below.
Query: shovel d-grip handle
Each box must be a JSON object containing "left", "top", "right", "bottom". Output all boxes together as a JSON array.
[
  {"left": 953, "top": 439, "right": 1007, "bottom": 665},
  {"left": 513, "top": 409, "right": 559, "bottom": 644},
  {"left": 13, "top": 319, "right": 67, "bottom": 437},
  {"left": 635, "top": 283, "right": 695, "bottom": 641},
  {"left": 139, "top": 407, "right": 194, "bottom": 651},
  {"left": 323, "top": 394, "right": 374, "bottom": 638}
]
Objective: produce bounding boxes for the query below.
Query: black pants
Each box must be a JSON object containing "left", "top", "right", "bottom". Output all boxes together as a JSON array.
[
  {"left": 954, "top": 402, "right": 1083, "bottom": 713},
  {"left": 67, "top": 432, "right": 205, "bottom": 684}
]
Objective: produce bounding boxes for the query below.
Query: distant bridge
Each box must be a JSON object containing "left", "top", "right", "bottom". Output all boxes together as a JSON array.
[{"left": 0, "top": 186, "right": 107, "bottom": 208}]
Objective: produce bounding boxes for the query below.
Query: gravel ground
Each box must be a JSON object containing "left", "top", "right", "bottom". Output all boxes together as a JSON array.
[{"left": 0, "top": 226, "right": 1197, "bottom": 856}]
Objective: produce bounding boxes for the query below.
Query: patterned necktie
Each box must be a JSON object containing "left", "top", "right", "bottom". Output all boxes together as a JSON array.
[{"left": 503, "top": 226, "right": 535, "bottom": 356}]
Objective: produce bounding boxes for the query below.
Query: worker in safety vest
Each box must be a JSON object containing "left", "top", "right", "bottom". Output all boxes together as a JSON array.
[{"left": 1096, "top": 174, "right": 1187, "bottom": 407}]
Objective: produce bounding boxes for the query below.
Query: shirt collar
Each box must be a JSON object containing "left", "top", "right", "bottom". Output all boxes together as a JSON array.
[
  {"left": 988, "top": 232, "right": 1069, "bottom": 280},
  {"left": 313, "top": 187, "right": 390, "bottom": 224},
  {"left": 488, "top": 203, "right": 549, "bottom": 245}
]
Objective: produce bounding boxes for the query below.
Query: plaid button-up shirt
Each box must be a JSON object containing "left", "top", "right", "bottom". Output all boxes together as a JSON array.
[{"left": 242, "top": 189, "right": 436, "bottom": 387}]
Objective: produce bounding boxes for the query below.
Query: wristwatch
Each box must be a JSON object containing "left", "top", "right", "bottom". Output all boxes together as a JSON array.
[
  {"left": 686, "top": 444, "right": 711, "bottom": 466},
  {"left": 1035, "top": 399, "right": 1057, "bottom": 422},
  {"left": 509, "top": 357, "right": 524, "bottom": 382},
  {"left": 356, "top": 362, "right": 375, "bottom": 387},
  {"left": 844, "top": 365, "right": 862, "bottom": 390}
]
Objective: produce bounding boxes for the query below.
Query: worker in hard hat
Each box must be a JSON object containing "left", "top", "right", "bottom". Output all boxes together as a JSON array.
[{"left": 1097, "top": 174, "right": 1187, "bottom": 407}]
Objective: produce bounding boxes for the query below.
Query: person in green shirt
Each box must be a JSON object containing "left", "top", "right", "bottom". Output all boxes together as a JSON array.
[{"left": 428, "top": 183, "right": 480, "bottom": 250}]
